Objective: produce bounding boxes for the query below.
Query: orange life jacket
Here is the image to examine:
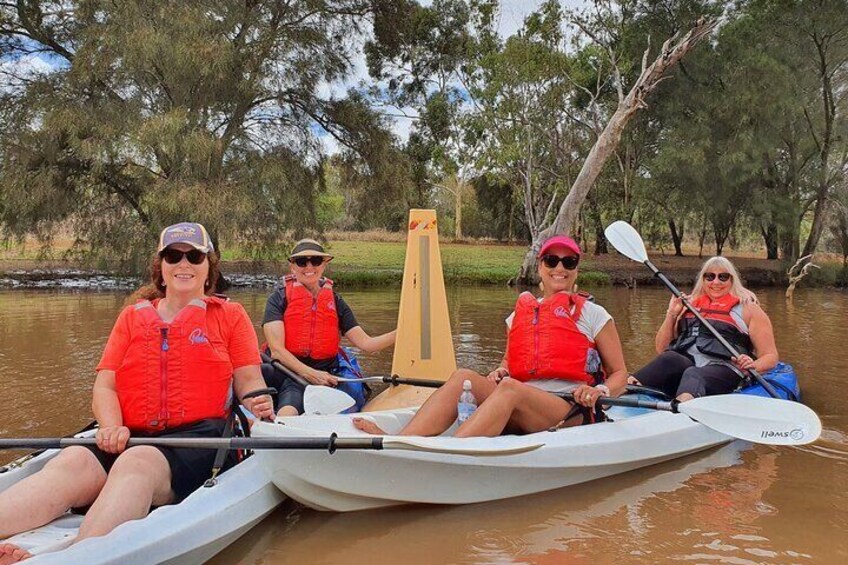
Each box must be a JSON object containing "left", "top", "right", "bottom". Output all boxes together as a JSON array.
[
  {"left": 116, "top": 297, "right": 234, "bottom": 432},
  {"left": 283, "top": 275, "right": 340, "bottom": 360},
  {"left": 507, "top": 291, "right": 603, "bottom": 384},
  {"left": 670, "top": 293, "right": 753, "bottom": 360}
]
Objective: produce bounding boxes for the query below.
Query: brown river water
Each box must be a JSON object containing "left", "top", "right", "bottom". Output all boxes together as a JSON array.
[{"left": 0, "top": 286, "right": 846, "bottom": 564}]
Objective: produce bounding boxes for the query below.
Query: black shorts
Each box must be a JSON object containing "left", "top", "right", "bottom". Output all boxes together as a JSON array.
[
  {"left": 261, "top": 362, "right": 307, "bottom": 414},
  {"left": 86, "top": 419, "right": 230, "bottom": 503}
]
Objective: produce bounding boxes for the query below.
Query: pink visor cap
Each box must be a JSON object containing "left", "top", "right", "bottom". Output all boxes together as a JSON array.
[{"left": 538, "top": 235, "right": 581, "bottom": 257}]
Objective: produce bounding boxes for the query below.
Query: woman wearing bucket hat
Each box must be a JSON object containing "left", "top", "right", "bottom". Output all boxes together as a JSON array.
[
  {"left": 0, "top": 223, "right": 274, "bottom": 560},
  {"left": 261, "top": 238, "right": 397, "bottom": 417},
  {"left": 354, "top": 234, "right": 628, "bottom": 438}
]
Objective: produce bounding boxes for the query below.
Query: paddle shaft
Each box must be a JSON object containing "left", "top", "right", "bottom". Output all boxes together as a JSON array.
[
  {"left": 558, "top": 392, "right": 677, "bottom": 413},
  {"left": 643, "top": 258, "right": 781, "bottom": 399},
  {"left": 336, "top": 375, "right": 444, "bottom": 388},
  {"left": 260, "top": 351, "right": 309, "bottom": 387},
  {"left": 0, "top": 435, "right": 381, "bottom": 452}
]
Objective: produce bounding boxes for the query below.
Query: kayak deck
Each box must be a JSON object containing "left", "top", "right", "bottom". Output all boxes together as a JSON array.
[{"left": 0, "top": 430, "right": 286, "bottom": 564}]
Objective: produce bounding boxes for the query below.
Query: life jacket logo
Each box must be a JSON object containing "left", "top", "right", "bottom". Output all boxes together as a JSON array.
[
  {"left": 327, "top": 300, "right": 336, "bottom": 311},
  {"left": 553, "top": 306, "right": 569, "bottom": 319},
  {"left": 189, "top": 328, "right": 208, "bottom": 344},
  {"left": 760, "top": 428, "right": 804, "bottom": 440}
]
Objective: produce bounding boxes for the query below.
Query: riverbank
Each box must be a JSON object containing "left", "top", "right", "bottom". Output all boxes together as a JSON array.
[{"left": 2, "top": 239, "right": 845, "bottom": 289}]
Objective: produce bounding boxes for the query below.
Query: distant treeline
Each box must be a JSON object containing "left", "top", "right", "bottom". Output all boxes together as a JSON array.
[{"left": 1, "top": 1, "right": 846, "bottom": 271}]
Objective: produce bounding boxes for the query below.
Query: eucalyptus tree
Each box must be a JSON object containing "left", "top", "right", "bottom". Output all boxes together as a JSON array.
[
  {"left": 365, "top": 0, "right": 483, "bottom": 239},
  {"left": 510, "top": 1, "right": 716, "bottom": 283},
  {"left": 741, "top": 0, "right": 848, "bottom": 260},
  {"left": 0, "top": 0, "right": 398, "bottom": 267}
]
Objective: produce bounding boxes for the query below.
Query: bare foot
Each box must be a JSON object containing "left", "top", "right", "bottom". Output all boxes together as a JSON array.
[
  {"left": 0, "top": 543, "right": 32, "bottom": 564},
  {"left": 627, "top": 375, "right": 642, "bottom": 385},
  {"left": 352, "top": 417, "right": 387, "bottom": 435}
]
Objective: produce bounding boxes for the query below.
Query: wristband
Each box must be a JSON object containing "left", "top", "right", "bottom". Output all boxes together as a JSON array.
[{"left": 594, "top": 384, "right": 610, "bottom": 396}]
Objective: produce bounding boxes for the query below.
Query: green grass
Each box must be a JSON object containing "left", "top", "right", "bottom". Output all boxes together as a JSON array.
[{"left": 317, "top": 241, "right": 610, "bottom": 287}]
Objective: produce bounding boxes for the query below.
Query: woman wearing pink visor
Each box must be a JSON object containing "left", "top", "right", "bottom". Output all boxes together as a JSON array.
[{"left": 354, "top": 234, "right": 628, "bottom": 437}]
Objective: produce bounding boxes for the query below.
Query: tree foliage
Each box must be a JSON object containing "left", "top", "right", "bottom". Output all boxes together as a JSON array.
[{"left": 0, "top": 0, "right": 398, "bottom": 266}]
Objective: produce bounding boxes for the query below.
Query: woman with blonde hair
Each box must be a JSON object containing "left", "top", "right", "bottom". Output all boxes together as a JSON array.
[{"left": 629, "top": 256, "right": 778, "bottom": 402}]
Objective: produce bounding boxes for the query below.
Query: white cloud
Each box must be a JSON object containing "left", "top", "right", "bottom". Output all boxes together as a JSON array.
[{"left": 0, "top": 54, "right": 57, "bottom": 94}]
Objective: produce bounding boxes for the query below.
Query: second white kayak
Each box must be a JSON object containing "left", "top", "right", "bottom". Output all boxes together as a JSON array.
[{"left": 253, "top": 399, "right": 733, "bottom": 512}]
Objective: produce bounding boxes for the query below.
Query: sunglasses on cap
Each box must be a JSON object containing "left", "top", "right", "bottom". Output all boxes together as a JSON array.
[
  {"left": 703, "top": 272, "right": 732, "bottom": 282},
  {"left": 291, "top": 256, "right": 325, "bottom": 268},
  {"left": 160, "top": 248, "right": 208, "bottom": 265},
  {"left": 541, "top": 254, "right": 579, "bottom": 270}
]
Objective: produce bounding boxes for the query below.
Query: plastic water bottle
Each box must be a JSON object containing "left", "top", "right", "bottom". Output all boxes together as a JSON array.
[{"left": 457, "top": 380, "right": 477, "bottom": 424}]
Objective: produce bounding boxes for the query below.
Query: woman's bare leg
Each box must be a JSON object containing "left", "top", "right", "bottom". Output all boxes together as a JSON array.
[
  {"left": 0, "top": 447, "right": 106, "bottom": 563},
  {"left": 76, "top": 446, "right": 172, "bottom": 541},
  {"left": 454, "top": 379, "right": 571, "bottom": 438},
  {"left": 353, "top": 369, "right": 498, "bottom": 436},
  {"left": 0, "top": 447, "right": 106, "bottom": 538}
]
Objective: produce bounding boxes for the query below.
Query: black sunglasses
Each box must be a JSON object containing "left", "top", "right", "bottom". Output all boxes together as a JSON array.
[
  {"left": 291, "top": 256, "right": 325, "bottom": 268},
  {"left": 703, "top": 272, "right": 732, "bottom": 282},
  {"left": 541, "top": 254, "right": 579, "bottom": 270},
  {"left": 160, "top": 248, "right": 208, "bottom": 265}
]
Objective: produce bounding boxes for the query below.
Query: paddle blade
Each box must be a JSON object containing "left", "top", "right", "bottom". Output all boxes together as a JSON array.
[
  {"left": 604, "top": 221, "right": 649, "bottom": 263},
  {"left": 384, "top": 437, "right": 545, "bottom": 456},
  {"left": 303, "top": 386, "right": 356, "bottom": 416},
  {"left": 679, "top": 395, "right": 822, "bottom": 445}
]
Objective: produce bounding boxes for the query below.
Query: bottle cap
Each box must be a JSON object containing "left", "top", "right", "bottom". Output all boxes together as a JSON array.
[{"left": 463, "top": 379, "right": 472, "bottom": 389}]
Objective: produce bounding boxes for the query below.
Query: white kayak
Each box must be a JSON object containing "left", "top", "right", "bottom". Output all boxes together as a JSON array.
[
  {"left": 253, "top": 398, "right": 735, "bottom": 512},
  {"left": 0, "top": 429, "right": 286, "bottom": 564}
]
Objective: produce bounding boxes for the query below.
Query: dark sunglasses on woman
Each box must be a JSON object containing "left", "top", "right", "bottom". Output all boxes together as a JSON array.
[
  {"left": 292, "top": 256, "right": 325, "bottom": 268},
  {"left": 703, "top": 272, "right": 732, "bottom": 282},
  {"left": 541, "top": 254, "right": 579, "bottom": 270},
  {"left": 160, "top": 248, "right": 208, "bottom": 265}
]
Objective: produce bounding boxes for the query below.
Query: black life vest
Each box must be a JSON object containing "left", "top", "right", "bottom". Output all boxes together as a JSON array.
[{"left": 669, "top": 294, "right": 753, "bottom": 360}]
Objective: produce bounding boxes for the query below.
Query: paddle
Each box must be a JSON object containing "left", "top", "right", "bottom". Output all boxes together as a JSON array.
[
  {"left": 604, "top": 220, "right": 781, "bottom": 399},
  {"left": 259, "top": 351, "right": 357, "bottom": 414},
  {"left": 560, "top": 392, "right": 821, "bottom": 445},
  {"left": 335, "top": 375, "right": 444, "bottom": 388},
  {"left": 0, "top": 435, "right": 543, "bottom": 457}
]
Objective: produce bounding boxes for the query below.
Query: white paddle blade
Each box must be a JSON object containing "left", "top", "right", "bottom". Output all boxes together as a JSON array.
[
  {"left": 304, "top": 386, "right": 356, "bottom": 415},
  {"left": 679, "top": 395, "right": 822, "bottom": 445},
  {"left": 604, "top": 220, "right": 649, "bottom": 263}
]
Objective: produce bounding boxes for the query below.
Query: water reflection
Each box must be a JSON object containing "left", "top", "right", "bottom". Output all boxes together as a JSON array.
[
  {"left": 1, "top": 287, "right": 847, "bottom": 562},
  {"left": 212, "top": 443, "right": 789, "bottom": 565}
]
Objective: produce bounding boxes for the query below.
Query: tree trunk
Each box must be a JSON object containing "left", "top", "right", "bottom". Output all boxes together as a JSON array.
[
  {"left": 594, "top": 225, "right": 608, "bottom": 254},
  {"left": 455, "top": 179, "right": 463, "bottom": 240},
  {"left": 668, "top": 219, "right": 684, "bottom": 256},
  {"left": 513, "top": 19, "right": 717, "bottom": 285},
  {"left": 713, "top": 221, "right": 730, "bottom": 257},
  {"left": 761, "top": 223, "right": 779, "bottom": 260},
  {"left": 801, "top": 192, "right": 829, "bottom": 258},
  {"left": 698, "top": 220, "right": 707, "bottom": 258}
]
